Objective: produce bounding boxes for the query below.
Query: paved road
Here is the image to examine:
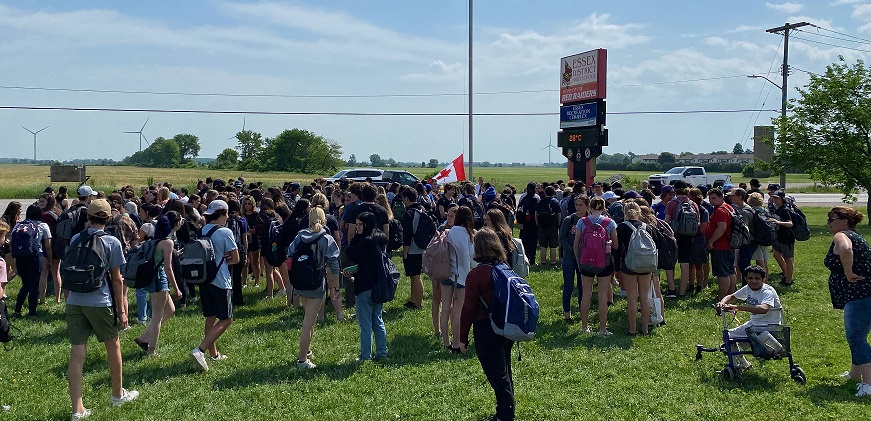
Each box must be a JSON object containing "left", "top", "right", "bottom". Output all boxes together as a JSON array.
[{"left": 1, "top": 192, "right": 868, "bottom": 214}]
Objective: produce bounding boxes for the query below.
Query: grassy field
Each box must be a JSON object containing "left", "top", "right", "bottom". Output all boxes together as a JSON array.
[
  {"left": 2, "top": 208, "right": 870, "bottom": 420},
  {"left": 0, "top": 164, "right": 820, "bottom": 199}
]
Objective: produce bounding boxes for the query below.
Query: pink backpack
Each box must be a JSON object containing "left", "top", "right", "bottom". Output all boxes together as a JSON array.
[
  {"left": 422, "top": 230, "right": 453, "bottom": 281},
  {"left": 578, "top": 216, "right": 611, "bottom": 274}
]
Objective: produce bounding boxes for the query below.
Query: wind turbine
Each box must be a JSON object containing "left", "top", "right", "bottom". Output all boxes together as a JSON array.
[
  {"left": 22, "top": 125, "right": 48, "bottom": 162},
  {"left": 541, "top": 133, "right": 559, "bottom": 166},
  {"left": 124, "top": 118, "right": 150, "bottom": 151},
  {"left": 227, "top": 117, "right": 246, "bottom": 144}
]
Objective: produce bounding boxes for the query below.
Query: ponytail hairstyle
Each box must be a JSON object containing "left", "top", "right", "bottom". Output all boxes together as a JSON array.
[{"left": 308, "top": 207, "right": 326, "bottom": 232}]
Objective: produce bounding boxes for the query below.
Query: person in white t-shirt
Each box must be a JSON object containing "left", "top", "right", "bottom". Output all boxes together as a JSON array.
[{"left": 716, "top": 265, "right": 783, "bottom": 369}]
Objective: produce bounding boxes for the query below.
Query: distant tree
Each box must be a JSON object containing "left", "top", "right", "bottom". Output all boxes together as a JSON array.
[
  {"left": 173, "top": 133, "right": 201, "bottom": 162},
  {"left": 428, "top": 158, "right": 439, "bottom": 168},
  {"left": 744, "top": 148, "right": 753, "bottom": 154},
  {"left": 235, "top": 130, "right": 265, "bottom": 171},
  {"left": 264, "top": 129, "right": 343, "bottom": 173},
  {"left": 385, "top": 158, "right": 397, "bottom": 167},
  {"left": 775, "top": 56, "right": 871, "bottom": 214},
  {"left": 679, "top": 151, "right": 694, "bottom": 157},
  {"left": 732, "top": 143, "right": 744, "bottom": 154},
  {"left": 369, "top": 154, "right": 382, "bottom": 167},
  {"left": 710, "top": 150, "right": 728, "bottom": 155},
  {"left": 657, "top": 152, "right": 676, "bottom": 165},
  {"left": 347, "top": 154, "right": 358, "bottom": 167},
  {"left": 212, "top": 148, "right": 239, "bottom": 170},
  {"left": 124, "top": 137, "right": 180, "bottom": 168}
]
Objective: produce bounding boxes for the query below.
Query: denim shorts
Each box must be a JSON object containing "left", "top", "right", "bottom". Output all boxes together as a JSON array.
[
  {"left": 440, "top": 279, "right": 466, "bottom": 289},
  {"left": 844, "top": 296, "right": 871, "bottom": 365}
]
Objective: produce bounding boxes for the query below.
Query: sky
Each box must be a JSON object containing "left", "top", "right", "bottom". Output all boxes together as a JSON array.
[{"left": 0, "top": 0, "right": 869, "bottom": 164}]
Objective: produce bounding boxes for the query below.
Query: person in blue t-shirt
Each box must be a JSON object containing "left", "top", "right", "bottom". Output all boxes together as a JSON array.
[
  {"left": 189, "top": 200, "right": 240, "bottom": 372},
  {"left": 65, "top": 199, "right": 138, "bottom": 420}
]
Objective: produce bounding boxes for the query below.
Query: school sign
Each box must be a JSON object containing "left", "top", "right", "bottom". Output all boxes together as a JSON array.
[{"left": 560, "top": 49, "right": 607, "bottom": 104}]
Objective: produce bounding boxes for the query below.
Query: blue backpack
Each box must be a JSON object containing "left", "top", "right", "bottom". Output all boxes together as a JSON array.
[
  {"left": 10, "top": 220, "right": 41, "bottom": 258},
  {"left": 480, "top": 263, "right": 539, "bottom": 342}
]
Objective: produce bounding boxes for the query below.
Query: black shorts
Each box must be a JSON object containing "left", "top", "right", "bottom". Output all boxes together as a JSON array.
[
  {"left": 201, "top": 283, "right": 233, "bottom": 320},
  {"left": 676, "top": 234, "right": 694, "bottom": 264},
  {"left": 580, "top": 263, "right": 614, "bottom": 278},
  {"left": 710, "top": 249, "right": 734, "bottom": 277},
  {"left": 403, "top": 253, "right": 423, "bottom": 277}
]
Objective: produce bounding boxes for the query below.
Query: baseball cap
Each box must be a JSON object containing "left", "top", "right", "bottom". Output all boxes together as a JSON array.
[
  {"left": 623, "top": 191, "right": 641, "bottom": 199},
  {"left": 203, "top": 199, "right": 229, "bottom": 215},
  {"left": 77, "top": 185, "right": 98, "bottom": 197},
  {"left": 602, "top": 191, "right": 618, "bottom": 200},
  {"left": 234, "top": 180, "right": 243, "bottom": 188},
  {"left": 767, "top": 183, "right": 781, "bottom": 191},
  {"left": 289, "top": 182, "right": 301, "bottom": 191},
  {"left": 87, "top": 199, "right": 112, "bottom": 218},
  {"left": 660, "top": 185, "right": 674, "bottom": 195},
  {"left": 722, "top": 183, "right": 734, "bottom": 192},
  {"left": 773, "top": 190, "right": 786, "bottom": 199},
  {"left": 424, "top": 184, "right": 432, "bottom": 191},
  {"left": 726, "top": 187, "right": 746, "bottom": 197},
  {"left": 592, "top": 182, "right": 603, "bottom": 187}
]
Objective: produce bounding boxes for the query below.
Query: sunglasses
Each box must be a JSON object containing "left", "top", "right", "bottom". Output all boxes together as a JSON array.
[{"left": 827, "top": 217, "right": 843, "bottom": 223}]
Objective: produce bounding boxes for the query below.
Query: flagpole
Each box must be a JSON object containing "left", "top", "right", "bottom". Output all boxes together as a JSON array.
[{"left": 467, "top": 0, "right": 473, "bottom": 181}]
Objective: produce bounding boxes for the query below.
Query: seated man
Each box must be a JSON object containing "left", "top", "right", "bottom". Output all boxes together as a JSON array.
[{"left": 715, "top": 265, "right": 783, "bottom": 369}]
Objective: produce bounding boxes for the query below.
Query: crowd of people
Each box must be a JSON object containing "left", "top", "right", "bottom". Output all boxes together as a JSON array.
[{"left": 1, "top": 174, "right": 870, "bottom": 420}]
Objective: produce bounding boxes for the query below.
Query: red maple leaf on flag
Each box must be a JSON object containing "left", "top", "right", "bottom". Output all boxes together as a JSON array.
[{"left": 436, "top": 167, "right": 451, "bottom": 179}]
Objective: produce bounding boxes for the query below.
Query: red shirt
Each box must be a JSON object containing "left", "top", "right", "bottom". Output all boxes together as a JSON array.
[
  {"left": 706, "top": 203, "right": 733, "bottom": 250},
  {"left": 460, "top": 264, "right": 496, "bottom": 344}
]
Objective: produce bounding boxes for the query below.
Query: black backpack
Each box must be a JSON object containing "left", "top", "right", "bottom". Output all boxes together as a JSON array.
[
  {"left": 387, "top": 219, "right": 403, "bottom": 251},
  {"left": 226, "top": 215, "right": 247, "bottom": 256},
  {"left": 61, "top": 231, "right": 110, "bottom": 293},
  {"left": 122, "top": 239, "right": 157, "bottom": 289},
  {"left": 263, "top": 216, "right": 286, "bottom": 267},
  {"left": 789, "top": 204, "right": 811, "bottom": 241},
  {"left": 56, "top": 204, "right": 88, "bottom": 248},
  {"left": 536, "top": 198, "right": 559, "bottom": 229},
  {"left": 411, "top": 208, "right": 437, "bottom": 248},
  {"left": 462, "top": 196, "right": 485, "bottom": 229},
  {"left": 751, "top": 208, "right": 777, "bottom": 247},
  {"left": 290, "top": 233, "right": 326, "bottom": 290}
]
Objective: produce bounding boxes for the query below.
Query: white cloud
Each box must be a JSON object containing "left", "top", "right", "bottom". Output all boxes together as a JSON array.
[
  {"left": 830, "top": 0, "right": 864, "bottom": 5},
  {"left": 765, "top": 2, "right": 805, "bottom": 13},
  {"left": 399, "top": 61, "right": 465, "bottom": 82},
  {"left": 728, "top": 25, "right": 769, "bottom": 33}
]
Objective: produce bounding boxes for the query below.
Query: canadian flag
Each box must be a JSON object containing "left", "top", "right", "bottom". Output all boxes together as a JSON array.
[{"left": 433, "top": 154, "right": 466, "bottom": 184}]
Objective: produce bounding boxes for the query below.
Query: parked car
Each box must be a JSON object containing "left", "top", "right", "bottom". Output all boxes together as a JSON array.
[
  {"left": 648, "top": 166, "right": 731, "bottom": 194},
  {"left": 325, "top": 168, "right": 420, "bottom": 187}
]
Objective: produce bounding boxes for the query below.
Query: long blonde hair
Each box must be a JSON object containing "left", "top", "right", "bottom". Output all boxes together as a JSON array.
[{"left": 308, "top": 207, "right": 326, "bottom": 232}]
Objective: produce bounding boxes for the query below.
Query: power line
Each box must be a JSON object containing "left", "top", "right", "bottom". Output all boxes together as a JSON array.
[
  {"left": 0, "top": 72, "right": 779, "bottom": 100},
  {"left": 741, "top": 35, "right": 783, "bottom": 146},
  {"left": 791, "top": 35, "right": 871, "bottom": 53},
  {"left": 795, "top": 28, "right": 870, "bottom": 45},
  {"left": 808, "top": 24, "right": 871, "bottom": 45},
  {"left": 0, "top": 105, "right": 778, "bottom": 116}
]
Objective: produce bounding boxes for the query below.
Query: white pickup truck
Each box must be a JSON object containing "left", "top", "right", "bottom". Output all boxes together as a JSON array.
[{"left": 648, "top": 166, "right": 731, "bottom": 193}]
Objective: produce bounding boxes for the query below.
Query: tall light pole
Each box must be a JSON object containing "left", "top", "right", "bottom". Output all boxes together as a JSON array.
[
  {"left": 22, "top": 125, "right": 49, "bottom": 162},
  {"left": 467, "top": 0, "right": 473, "bottom": 181},
  {"left": 761, "top": 21, "right": 809, "bottom": 189}
]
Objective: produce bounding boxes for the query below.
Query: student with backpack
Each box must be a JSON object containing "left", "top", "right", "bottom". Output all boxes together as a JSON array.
[
  {"left": 516, "top": 183, "right": 540, "bottom": 266},
  {"left": 133, "top": 212, "right": 184, "bottom": 356},
  {"left": 485, "top": 208, "right": 523, "bottom": 277},
  {"left": 1, "top": 201, "right": 22, "bottom": 284},
  {"left": 226, "top": 200, "right": 249, "bottom": 307},
  {"left": 286, "top": 207, "right": 340, "bottom": 370},
  {"left": 535, "top": 186, "right": 562, "bottom": 266},
  {"left": 559, "top": 194, "right": 587, "bottom": 322},
  {"left": 310, "top": 192, "right": 344, "bottom": 322},
  {"left": 616, "top": 202, "right": 657, "bottom": 336},
  {"left": 459, "top": 228, "right": 518, "bottom": 421},
  {"left": 0, "top": 221, "right": 8, "bottom": 299},
  {"left": 189, "top": 200, "right": 240, "bottom": 372},
  {"left": 11, "top": 205, "right": 52, "bottom": 319},
  {"left": 458, "top": 183, "right": 486, "bottom": 230},
  {"left": 64, "top": 199, "right": 138, "bottom": 420},
  {"left": 664, "top": 181, "right": 701, "bottom": 297},
  {"left": 37, "top": 193, "right": 63, "bottom": 304},
  {"left": 401, "top": 189, "right": 431, "bottom": 310},
  {"left": 257, "top": 198, "right": 285, "bottom": 300},
  {"left": 573, "top": 196, "right": 618, "bottom": 335},
  {"left": 344, "top": 211, "right": 389, "bottom": 362},
  {"left": 770, "top": 190, "right": 796, "bottom": 286},
  {"left": 441, "top": 206, "right": 476, "bottom": 353},
  {"left": 747, "top": 193, "right": 773, "bottom": 272}
]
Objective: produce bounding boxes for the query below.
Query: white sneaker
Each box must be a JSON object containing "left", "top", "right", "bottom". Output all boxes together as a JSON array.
[
  {"left": 110, "top": 389, "right": 139, "bottom": 406},
  {"left": 209, "top": 353, "right": 228, "bottom": 362},
  {"left": 190, "top": 347, "right": 209, "bottom": 372},
  {"left": 841, "top": 370, "right": 854, "bottom": 379},
  {"left": 857, "top": 383, "right": 871, "bottom": 397},
  {"left": 296, "top": 359, "right": 316, "bottom": 370},
  {"left": 71, "top": 408, "right": 92, "bottom": 420}
]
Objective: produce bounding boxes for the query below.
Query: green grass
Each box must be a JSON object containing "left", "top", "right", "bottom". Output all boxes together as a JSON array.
[
  {"left": 2, "top": 210, "right": 870, "bottom": 420},
  {"left": 0, "top": 164, "right": 825, "bottom": 199}
]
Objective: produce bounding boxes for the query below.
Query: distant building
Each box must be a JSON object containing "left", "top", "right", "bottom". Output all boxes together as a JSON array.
[
  {"left": 631, "top": 154, "right": 660, "bottom": 164},
  {"left": 631, "top": 153, "right": 753, "bottom": 165}
]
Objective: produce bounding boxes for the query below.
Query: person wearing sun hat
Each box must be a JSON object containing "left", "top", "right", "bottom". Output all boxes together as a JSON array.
[{"left": 65, "top": 198, "right": 139, "bottom": 420}]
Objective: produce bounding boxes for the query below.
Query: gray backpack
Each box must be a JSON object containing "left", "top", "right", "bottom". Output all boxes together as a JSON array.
[
  {"left": 623, "top": 222, "right": 658, "bottom": 274},
  {"left": 179, "top": 225, "right": 223, "bottom": 284},
  {"left": 670, "top": 200, "right": 699, "bottom": 236}
]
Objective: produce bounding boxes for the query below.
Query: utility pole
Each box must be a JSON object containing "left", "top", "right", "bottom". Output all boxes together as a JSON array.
[
  {"left": 468, "top": 0, "right": 473, "bottom": 181},
  {"left": 766, "top": 21, "right": 809, "bottom": 189}
]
